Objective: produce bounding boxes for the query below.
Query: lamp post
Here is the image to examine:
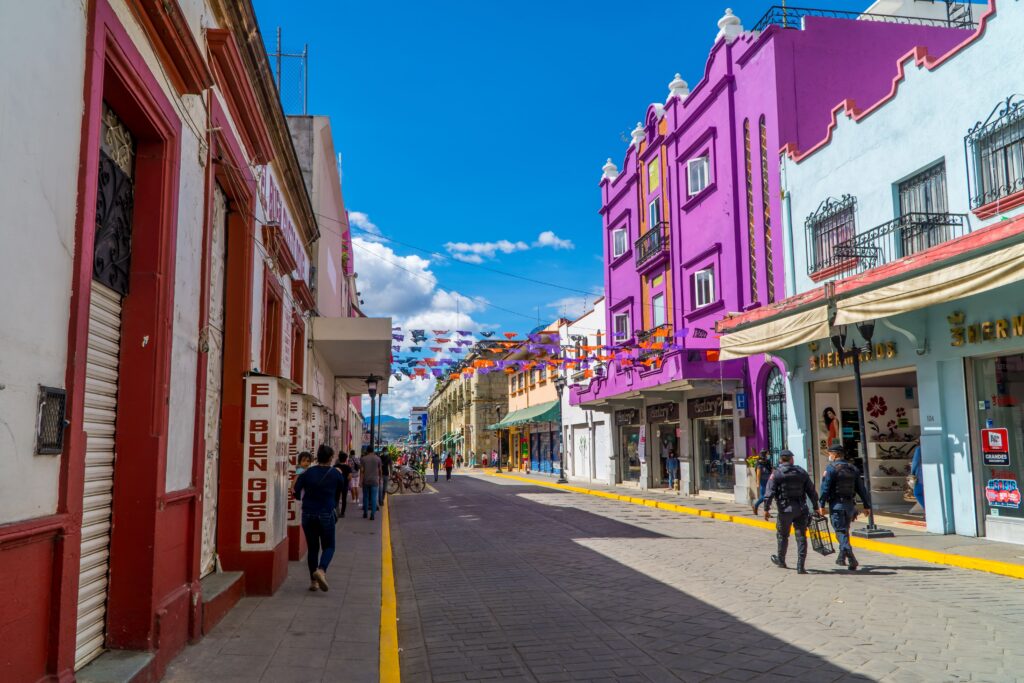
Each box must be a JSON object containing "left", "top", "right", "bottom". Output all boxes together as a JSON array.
[
  {"left": 376, "top": 392, "right": 383, "bottom": 452},
  {"left": 365, "top": 376, "right": 380, "bottom": 455},
  {"left": 494, "top": 405, "right": 503, "bottom": 473},
  {"left": 554, "top": 375, "right": 567, "bottom": 484},
  {"left": 829, "top": 321, "right": 894, "bottom": 539}
]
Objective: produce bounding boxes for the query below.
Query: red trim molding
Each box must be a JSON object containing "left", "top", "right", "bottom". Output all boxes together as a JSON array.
[
  {"left": 127, "top": 0, "right": 212, "bottom": 95},
  {"left": 263, "top": 221, "right": 299, "bottom": 274},
  {"left": 808, "top": 258, "right": 859, "bottom": 283},
  {"left": 973, "top": 189, "right": 1024, "bottom": 220},
  {"left": 291, "top": 277, "right": 316, "bottom": 313},
  {"left": 207, "top": 28, "right": 274, "bottom": 165}
]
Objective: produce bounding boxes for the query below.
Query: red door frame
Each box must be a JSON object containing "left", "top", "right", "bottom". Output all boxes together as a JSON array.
[
  {"left": 186, "top": 92, "right": 258, "bottom": 635},
  {"left": 53, "top": 0, "right": 182, "bottom": 677}
]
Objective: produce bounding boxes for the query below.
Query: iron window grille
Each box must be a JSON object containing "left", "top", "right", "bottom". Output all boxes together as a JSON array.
[
  {"left": 805, "top": 195, "right": 856, "bottom": 275},
  {"left": 966, "top": 95, "right": 1024, "bottom": 210},
  {"left": 36, "top": 386, "right": 68, "bottom": 455},
  {"left": 752, "top": 4, "right": 975, "bottom": 33},
  {"left": 634, "top": 222, "right": 669, "bottom": 267}
]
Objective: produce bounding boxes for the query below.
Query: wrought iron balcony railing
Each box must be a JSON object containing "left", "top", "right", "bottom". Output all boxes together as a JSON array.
[
  {"left": 635, "top": 222, "right": 669, "bottom": 267},
  {"left": 752, "top": 4, "right": 976, "bottom": 33},
  {"left": 811, "top": 212, "right": 970, "bottom": 280}
]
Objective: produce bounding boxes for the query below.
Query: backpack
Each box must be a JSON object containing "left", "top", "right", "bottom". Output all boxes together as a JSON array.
[
  {"left": 833, "top": 461, "right": 858, "bottom": 498},
  {"left": 775, "top": 464, "right": 806, "bottom": 502}
]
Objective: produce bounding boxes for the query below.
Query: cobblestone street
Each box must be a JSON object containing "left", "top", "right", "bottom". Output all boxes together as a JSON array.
[{"left": 392, "top": 474, "right": 1024, "bottom": 683}]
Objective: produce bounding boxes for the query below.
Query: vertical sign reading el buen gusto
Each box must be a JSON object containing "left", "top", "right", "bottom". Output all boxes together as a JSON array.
[{"left": 242, "top": 377, "right": 290, "bottom": 550}]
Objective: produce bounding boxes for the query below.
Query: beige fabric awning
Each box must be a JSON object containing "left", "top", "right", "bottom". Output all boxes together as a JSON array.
[
  {"left": 834, "top": 240, "right": 1024, "bottom": 326},
  {"left": 719, "top": 306, "right": 830, "bottom": 360}
]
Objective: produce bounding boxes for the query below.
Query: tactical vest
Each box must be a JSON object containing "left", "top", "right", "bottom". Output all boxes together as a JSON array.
[
  {"left": 776, "top": 464, "right": 806, "bottom": 502},
  {"left": 833, "top": 461, "right": 857, "bottom": 498}
]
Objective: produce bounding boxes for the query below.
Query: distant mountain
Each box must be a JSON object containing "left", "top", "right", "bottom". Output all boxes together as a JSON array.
[
  {"left": 378, "top": 418, "right": 409, "bottom": 442},
  {"left": 377, "top": 414, "right": 405, "bottom": 423}
]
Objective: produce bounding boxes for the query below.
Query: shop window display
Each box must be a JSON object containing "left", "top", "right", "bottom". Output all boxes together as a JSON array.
[
  {"left": 621, "top": 427, "right": 641, "bottom": 482},
  {"left": 974, "top": 354, "right": 1024, "bottom": 521}
]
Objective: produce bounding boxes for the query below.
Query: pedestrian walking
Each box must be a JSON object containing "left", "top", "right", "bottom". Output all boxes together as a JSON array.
[
  {"left": 350, "top": 452, "right": 361, "bottom": 505},
  {"left": 293, "top": 444, "right": 346, "bottom": 591},
  {"left": 333, "top": 452, "right": 353, "bottom": 518},
  {"left": 763, "top": 450, "right": 819, "bottom": 574},
  {"left": 751, "top": 449, "right": 774, "bottom": 515},
  {"left": 379, "top": 449, "right": 393, "bottom": 507},
  {"left": 431, "top": 451, "right": 441, "bottom": 482},
  {"left": 444, "top": 453, "right": 454, "bottom": 481},
  {"left": 819, "top": 444, "right": 872, "bottom": 571},
  {"left": 457, "top": 453, "right": 463, "bottom": 469},
  {"left": 665, "top": 447, "right": 680, "bottom": 491},
  {"left": 360, "top": 447, "right": 383, "bottom": 520}
]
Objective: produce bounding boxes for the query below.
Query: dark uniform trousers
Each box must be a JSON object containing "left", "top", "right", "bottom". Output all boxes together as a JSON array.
[
  {"left": 830, "top": 502, "right": 857, "bottom": 562},
  {"left": 777, "top": 507, "right": 810, "bottom": 564}
]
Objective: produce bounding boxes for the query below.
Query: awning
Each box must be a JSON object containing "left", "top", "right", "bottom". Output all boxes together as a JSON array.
[
  {"left": 486, "top": 400, "right": 560, "bottom": 430},
  {"left": 719, "top": 306, "right": 830, "bottom": 360},
  {"left": 835, "top": 239, "right": 1024, "bottom": 326},
  {"left": 311, "top": 315, "right": 393, "bottom": 395}
]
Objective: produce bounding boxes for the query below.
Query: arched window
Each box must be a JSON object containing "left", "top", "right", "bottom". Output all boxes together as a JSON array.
[{"left": 765, "top": 365, "right": 787, "bottom": 462}]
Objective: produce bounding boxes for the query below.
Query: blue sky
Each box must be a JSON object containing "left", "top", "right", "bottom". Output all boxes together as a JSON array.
[{"left": 252, "top": 0, "right": 874, "bottom": 415}]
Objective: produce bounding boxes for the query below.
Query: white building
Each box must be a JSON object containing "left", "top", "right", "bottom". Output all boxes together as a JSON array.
[{"left": 558, "top": 299, "right": 614, "bottom": 484}]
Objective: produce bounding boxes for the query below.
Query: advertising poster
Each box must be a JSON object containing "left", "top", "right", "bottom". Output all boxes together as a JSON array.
[
  {"left": 241, "top": 376, "right": 290, "bottom": 551},
  {"left": 814, "top": 392, "right": 842, "bottom": 469},
  {"left": 638, "top": 424, "right": 647, "bottom": 464},
  {"left": 982, "top": 427, "right": 1011, "bottom": 467}
]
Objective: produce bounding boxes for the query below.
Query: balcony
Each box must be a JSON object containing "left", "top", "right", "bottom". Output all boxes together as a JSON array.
[
  {"left": 752, "top": 4, "right": 976, "bottom": 33},
  {"left": 635, "top": 222, "right": 669, "bottom": 268},
  {"left": 809, "top": 212, "right": 971, "bottom": 281}
]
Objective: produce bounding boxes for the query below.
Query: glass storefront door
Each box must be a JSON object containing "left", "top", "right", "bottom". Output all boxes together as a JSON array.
[
  {"left": 655, "top": 424, "right": 678, "bottom": 486},
  {"left": 696, "top": 417, "right": 735, "bottom": 491},
  {"left": 621, "top": 426, "right": 641, "bottom": 483},
  {"left": 973, "top": 353, "right": 1024, "bottom": 521}
]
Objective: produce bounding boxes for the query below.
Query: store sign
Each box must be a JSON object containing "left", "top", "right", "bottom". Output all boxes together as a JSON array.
[
  {"left": 258, "top": 166, "right": 309, "bottom": 280},
  {"left": 688, "top": 394, "right": 732, "bottom": 419},
  {"left": 809, "top": 341, "right": 897, "bottom": 372},
  {"left": 982, "top": 427, "right": 1011, "bottom": 466},
  {"left": 242, "top": 377, "right": 289, "bottom": 551},
  {"left": 949, "top": 310, "right": 1024, "bottom": 347},
  {"left": 646, "top": 402, "right": 679, "bottom": 423},
  {"left": 986, "top": 478, "right": 1022, "bottom": 508},
  {"left": 615, "top": 409, "right": 640, "bottom": 426}
]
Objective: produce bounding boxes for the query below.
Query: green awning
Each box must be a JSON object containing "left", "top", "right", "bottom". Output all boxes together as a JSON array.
[{"left": 486, "top": 400, "right": 559, "bottom": 430}]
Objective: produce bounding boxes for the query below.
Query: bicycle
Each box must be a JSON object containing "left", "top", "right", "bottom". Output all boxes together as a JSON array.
[{"left": 387, "top": 467, "right": 426, "bottom": 494}]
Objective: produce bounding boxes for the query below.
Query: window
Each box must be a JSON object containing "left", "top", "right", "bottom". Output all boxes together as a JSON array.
[
  {"left": 612, "top": 227, "right": 628, "bottom": 258},
  {"left": 805, "top": 195, "right": 857, "bottom": 274},
  {"left": 967, "top": 95, "right": 1024, "bottom": 210},
  {"left": 898, "top": 162, "right": 951, "bottom": 256},
  {"left": 765, "top": 365, "right": 787, "bottom": 462},
  {"left": 261, "top": 275, "right": 283, "bottom": 375},
  {"left": 693, "top": 267, "right": 715, "bottom": 309},
  {"left": 648, "top": 198, "right": 661, "bottom": 229},
  {"left": 651, "top": 293, "right": 666, "bottom": 327},
  {"left": 687, "top": 155, "right": 709, "bottom": 196},
  {"left": 290, "top": 313, "right": 304, "bottom": 385},
  {"left": 648, "top": 157, "right": 660, "bottom": 191},
  {"left": 614, "top": 313, "right": 630, "bottom": 341}
]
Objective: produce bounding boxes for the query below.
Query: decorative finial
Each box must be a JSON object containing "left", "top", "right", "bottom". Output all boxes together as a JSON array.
[
  {"left": 601, "top": 158, "right": 619, "bottom": 181},
  {"left": 668, "top": 73, "right": 689, "bottom": 101},
  {"left": 630, "top": 121, "right": 645, "bottom": 148},
  {"left": 717, "top": 8, "right": 744, "bottom": 43}
]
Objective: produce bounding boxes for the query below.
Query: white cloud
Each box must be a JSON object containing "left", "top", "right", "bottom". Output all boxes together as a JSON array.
[
  {"left": 547, "top": 293, "right": 599, "bottom": 321},
  {"left": 365, "top": 378, "right": 435, "bottom": 422},
  {"left": 533, "top": 230, "right": 574, "bottom": 250},
  {"left": 443, "top": 231, "right": 574, "bottom": 262},
  {"left": 348, "top": 210, "right": 385, "bottom": 242}
]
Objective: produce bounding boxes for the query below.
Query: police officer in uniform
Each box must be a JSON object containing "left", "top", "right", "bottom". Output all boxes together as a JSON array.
[
  {"left": 819, "top": 443, "right": 871, "bottom": 571},
  {"left": 763, "top": 450, "right": 819, "bottom": 574}
]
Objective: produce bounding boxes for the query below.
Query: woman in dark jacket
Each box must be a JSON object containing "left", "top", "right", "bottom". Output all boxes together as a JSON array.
[{"left": 294, "top": 445, "right": 345, "bottom": 591}]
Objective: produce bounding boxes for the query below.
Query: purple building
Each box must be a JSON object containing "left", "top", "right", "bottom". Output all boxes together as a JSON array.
[{"left": 572, "top": 6, "right": 970, "bottom": 499}]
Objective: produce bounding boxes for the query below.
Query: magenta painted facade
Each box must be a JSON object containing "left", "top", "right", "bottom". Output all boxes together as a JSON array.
[{"left": 574, "top": 11, "right": 969, "bottom": 492}]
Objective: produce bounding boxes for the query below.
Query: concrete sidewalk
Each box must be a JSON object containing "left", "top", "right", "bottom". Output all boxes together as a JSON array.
[
  {"left": 471, "top": 469, "right": 1024, "bottom": 576},
  {"left": 163, "top": 511, "right": 382, "bottom": 683}
]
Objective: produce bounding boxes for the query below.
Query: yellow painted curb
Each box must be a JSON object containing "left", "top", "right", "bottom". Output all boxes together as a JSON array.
[
  {"left": 485, "top": 471, "right": 1024, "bottom": 581},
  {"left": 379, "top": 499, "right": 401, "bottom": 683}
]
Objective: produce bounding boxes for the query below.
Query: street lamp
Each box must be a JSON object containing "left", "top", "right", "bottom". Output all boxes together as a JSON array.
[
  {"left": 366, "top": 375, "right": 380, "bottom": 456},
  {"left": 829, "top": 320, "right": 894, "bottom": 539},
  {"left": 494, "top": 404, "right": 503, "bottom": 473},
  {"left": 554, "top": 375, "right": 567, "bottom": 484}
]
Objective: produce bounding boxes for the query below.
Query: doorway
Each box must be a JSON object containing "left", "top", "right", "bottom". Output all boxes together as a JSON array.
[{"left": 695, "top": 417, "right": 735, "bottom": 492}]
